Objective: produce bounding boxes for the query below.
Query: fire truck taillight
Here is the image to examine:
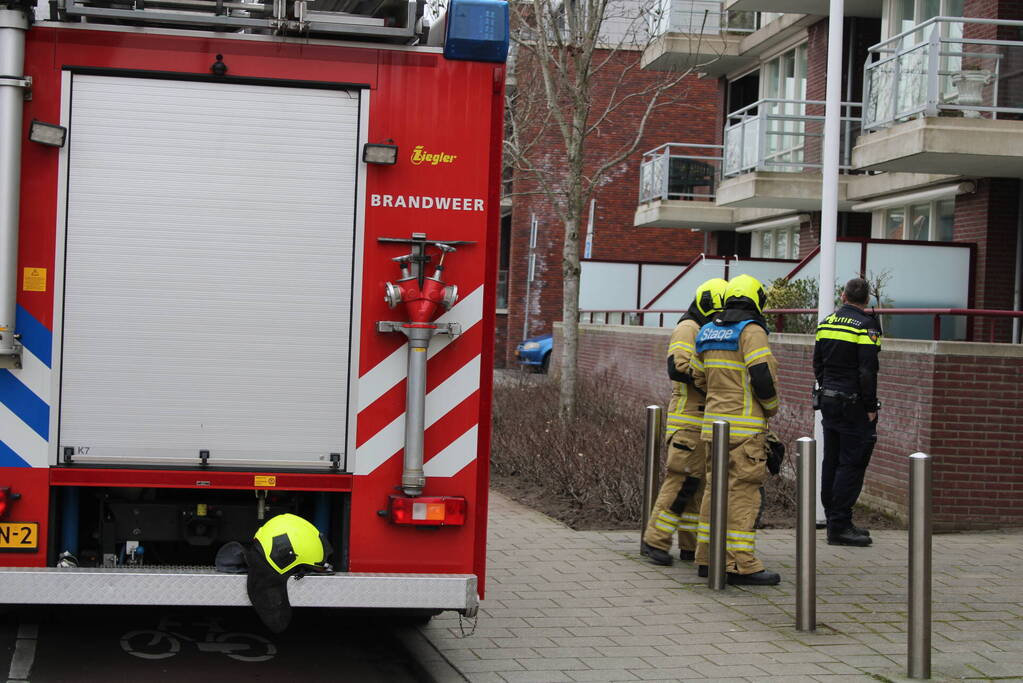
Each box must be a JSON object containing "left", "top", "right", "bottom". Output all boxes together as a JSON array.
[
  {"left": 0, "top": 488, "right": 19, "bottom": 519},
  {"left": 389, "top": 495, "right": 467, "bottom": 526}
]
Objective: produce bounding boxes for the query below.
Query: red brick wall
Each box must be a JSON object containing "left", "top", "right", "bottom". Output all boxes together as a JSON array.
[
  {"left": 558, "top": 323, "right": 1023, "bottom": 530},
  {"left": 953, "top": 178, "right": 1021, "bottom": 341},
  {"left": 930, "top": 352, "right": 1023, "bottom": 527},
  {"left": 502, "top": 50, "right": 721, "bottom": 363}
]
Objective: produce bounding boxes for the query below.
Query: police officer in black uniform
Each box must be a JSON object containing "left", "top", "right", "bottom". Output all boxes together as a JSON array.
[{"left": 813, "top": 278, "right": 881, "bottom": 547}]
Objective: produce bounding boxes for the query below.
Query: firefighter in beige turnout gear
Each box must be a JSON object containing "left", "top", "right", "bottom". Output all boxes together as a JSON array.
[
  {"left": 692, "top": 274, "right": 782, "bottom": 586},
  {"left": 641, "top": 279, "right": 728, "bottom": 566}
]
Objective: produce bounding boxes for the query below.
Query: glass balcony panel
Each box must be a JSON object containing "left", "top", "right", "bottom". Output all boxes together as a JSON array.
[
  {"left": 638, "top": 144, "right": 722, "bottom": 203},
  {"left": 722, "top": 98, "right": 860, "bottom": 177},
  {"left": 895, "top": 43, "right": 929, "bottom": 119}
]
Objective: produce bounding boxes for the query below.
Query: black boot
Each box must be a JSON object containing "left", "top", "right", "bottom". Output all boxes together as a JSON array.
[
  {"left": 679, "top": 549, "right": 695, "bottom": 562},
  {"left": 697, "top": 565, "right": 708, "bottom": 578},
  {"left": 641, "top": 542, "right": 673, "bottom": 566},
  {"left": 727, "top": 569, "right": 781, "bottom": 586},
  {"left": 827, "top": 528, "right": 872, "bottom": 546},
  {"left": 851, "top": 524, "right": 871, "bottom": 537}
]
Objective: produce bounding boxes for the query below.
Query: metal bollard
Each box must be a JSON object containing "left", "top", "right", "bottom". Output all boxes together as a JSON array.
[
  {"left": 796, "top": 437, "right": 817, "bottom": 631},
  {"left": 708, "top": 420, "right": 729, "bottom": 590},
  {"left": 908, "top": 452, "right": 932, "bottom": 679},
  {"left": 641, "top": 406, "right": 663, "bottom": 550}
]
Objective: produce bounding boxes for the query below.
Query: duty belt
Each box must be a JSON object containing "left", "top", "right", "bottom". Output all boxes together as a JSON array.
[{"left": 821, "top": 389, "right": 859, "bottom": 402}]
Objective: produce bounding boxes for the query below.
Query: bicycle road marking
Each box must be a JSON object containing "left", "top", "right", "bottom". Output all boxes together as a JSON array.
[
  {"left": 7, "top": 622, "right": 39, "bottom": 682},
  {"left": 119, "top": 618, "right": 276, "bottom": 663},
  {"left": 120, "top": 631, "right": 181, "bottom": 660}
]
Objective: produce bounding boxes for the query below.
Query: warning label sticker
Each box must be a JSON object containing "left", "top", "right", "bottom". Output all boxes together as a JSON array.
[
  {"left": 254, "top": 475, "right": 277, "bottom": 487},
  {"left": 23, "top": 268, "right": 46, "bottom": 292}
]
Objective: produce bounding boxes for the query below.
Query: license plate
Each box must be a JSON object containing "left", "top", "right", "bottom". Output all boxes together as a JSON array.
[{"left": 0, "top": 522, "right": 38, "bottom": 550}]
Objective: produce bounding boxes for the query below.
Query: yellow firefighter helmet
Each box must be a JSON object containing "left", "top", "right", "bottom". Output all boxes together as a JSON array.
[
  {"left": 253, "top": 513, "right": 328, "bottom": 575},
  {"left": 694, "top": 278, "right": 728, "bottom": 317},
  {"left": 725, "top": 274, "right": 768, "bottom": 314}
]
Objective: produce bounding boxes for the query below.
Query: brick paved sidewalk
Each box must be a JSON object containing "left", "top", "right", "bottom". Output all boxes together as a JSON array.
[{"left": 421, "top": 491, "right": 1023, "bottom": 683}]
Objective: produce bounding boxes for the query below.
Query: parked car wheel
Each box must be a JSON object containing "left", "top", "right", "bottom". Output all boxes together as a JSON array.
[{"left": 539, "top": 351, "right": 551, "bottom": 374}]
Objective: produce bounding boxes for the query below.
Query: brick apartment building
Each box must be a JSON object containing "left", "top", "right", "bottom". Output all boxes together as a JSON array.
[
  {"left": 495, "top": 37, "right": 732, "bottom": 367},
  {"left": 550, "top": 0, "right": 1023, "bottom": 529},
  {"left": 636, "top": 0, "right": 1023, "bottom": 342}
]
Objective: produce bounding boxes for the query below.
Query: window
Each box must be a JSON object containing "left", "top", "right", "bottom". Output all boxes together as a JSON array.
[
  {"left": 887, "top": 0, "right": 963, "bottom": 40},
  {"left": 874, "top": 198, "right": 955, "bottom": 241},
  {"left": 723, "top": 44, "right": 807, "bottom": 176},
  {"left": 872, "top": 0, "right": 965, "bottom": 125},
  {"left": 750, "top": 225, "right": 801, "bottom": 259},
  {"left": 496, "top": 214, "right": 512, "bottom": 311},
  {"left": 761, "top": 44, "right": 808, "bottom": 169}
]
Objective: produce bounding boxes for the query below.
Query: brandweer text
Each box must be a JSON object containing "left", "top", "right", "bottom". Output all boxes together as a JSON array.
[{"left": 370, "top": 194, "right": 485, "bottom": 211}]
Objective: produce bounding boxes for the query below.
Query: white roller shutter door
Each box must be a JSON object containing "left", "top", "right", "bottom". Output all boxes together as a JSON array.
[{"left": 59, "top": 74, "right": 360, "bottom": 469}]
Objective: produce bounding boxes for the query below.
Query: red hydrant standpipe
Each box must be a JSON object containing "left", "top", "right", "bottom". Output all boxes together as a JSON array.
[{"left": 377, "top": 233, "right": 472, "bottom": 497}]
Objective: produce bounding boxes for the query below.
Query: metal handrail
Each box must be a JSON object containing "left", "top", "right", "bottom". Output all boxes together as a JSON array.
[
  {"left": 638, "top": 144, "right": 723, "bottom": 203},
  {"left": 863, "top": 17, "right": 1023, "bottom": 130},
  {"left": 579, "top": 307, "right": 1023, "bottom": 342},
  {"left": 722, "top": 99, "right": 863, "bottom": 177},
  {"left": 768, "top": 307, "right": 1023, "bottom": 342},
  {"left": 869, "top": 15, "right": 1023, "bottom": 54}
]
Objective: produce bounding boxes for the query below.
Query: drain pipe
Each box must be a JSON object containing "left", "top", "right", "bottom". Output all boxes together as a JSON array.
[
  {"left": 0, "top": 6, "right": 29, "bottom": 368},
  {"left": 1014, "top": 186, "right": 1022, "bottom": 343}
]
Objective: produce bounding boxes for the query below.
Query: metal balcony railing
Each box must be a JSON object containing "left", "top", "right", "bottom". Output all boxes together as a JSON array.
[
  {"left": 638, "top": 143, "right": 722, "bottom": 203},
  {"left": 648, "top": 0, "right": 761, "bottom": 36},
  {"left": 863, "top": 17, "right": 1023, "bottom": 131},
  {"left": 722, "top": 99, "right": 862, "bottom": 177}
]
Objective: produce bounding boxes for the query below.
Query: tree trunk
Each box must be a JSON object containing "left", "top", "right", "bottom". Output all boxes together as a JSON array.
[{"left": 559, "top": 215, "right": 581, "bottom": 419}]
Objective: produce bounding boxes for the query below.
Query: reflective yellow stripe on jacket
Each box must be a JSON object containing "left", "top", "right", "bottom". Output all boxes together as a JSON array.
[
  {"left": 701, "top": 412, "right": 767, "bottom": 439},
  {"left": 815, "top": 324, "right": 881, "bottom": 346},
  {"left": 668, "top": 340, "right": 695, "bottom": 353},
  {"left": 743, "top": 346, "right": 772, "bottom": 365},
  {"left": 666, "top": 412, "right": 703, "bottom": 433}
]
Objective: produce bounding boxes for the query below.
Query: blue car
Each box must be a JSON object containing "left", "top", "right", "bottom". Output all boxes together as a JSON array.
[{"left": 515, "top": 333, "right": 553, "bottom": 373}]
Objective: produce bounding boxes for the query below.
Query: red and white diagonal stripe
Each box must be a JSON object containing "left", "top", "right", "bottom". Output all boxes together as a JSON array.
[{"left": 354, "top": 286, "right": 484, "bottom": 477}]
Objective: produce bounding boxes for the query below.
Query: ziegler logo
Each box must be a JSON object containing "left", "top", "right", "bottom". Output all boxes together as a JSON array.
[{"left": 411, "top": 145, "right": 458, "bottom": 166}]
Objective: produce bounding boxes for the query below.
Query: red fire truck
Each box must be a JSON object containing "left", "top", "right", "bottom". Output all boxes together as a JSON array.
[{"left": 0, "top": 0, "right": 505, "bottom": 616}]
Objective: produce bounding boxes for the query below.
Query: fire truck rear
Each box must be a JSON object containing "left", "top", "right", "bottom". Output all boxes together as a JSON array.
[{"left": 0, "top": 0, "right": 506, "bottom": 615}]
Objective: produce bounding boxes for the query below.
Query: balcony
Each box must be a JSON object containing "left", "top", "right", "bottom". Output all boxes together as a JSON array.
[
  {"left": 716, "top": 99, "right": 861, "bottom": 209},
  {"left": 723, "top": 0, "right": 880, "bottom": 18},
  {"left": 642, "top": 1, "right": 761, "bottom": 75},
  {"left": 853, "top": 17, "right": 1023, "bottom": 176},
  {"left": 634, "top": 144, "right": 735, "bottom": 229}
]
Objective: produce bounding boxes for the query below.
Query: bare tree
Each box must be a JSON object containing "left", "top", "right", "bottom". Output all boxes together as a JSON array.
[{"left": 505, "top": 0, "right": 703, "bottom": 418}]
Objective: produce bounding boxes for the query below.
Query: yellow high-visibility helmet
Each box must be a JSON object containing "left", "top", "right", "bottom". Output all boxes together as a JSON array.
[
  {"left": 254, "top": 513, "right": 328, "bottom": 575},
  {"left": 725, "top": 274, "right": 767, "bottom": 314},
  {"left": 694, "top": 278, "right": 728, "bottom": 317}
]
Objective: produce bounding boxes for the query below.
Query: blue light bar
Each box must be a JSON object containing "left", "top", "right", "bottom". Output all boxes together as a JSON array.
[{"left": 443, "top": 0, "right": 509, "bottom": 64}]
